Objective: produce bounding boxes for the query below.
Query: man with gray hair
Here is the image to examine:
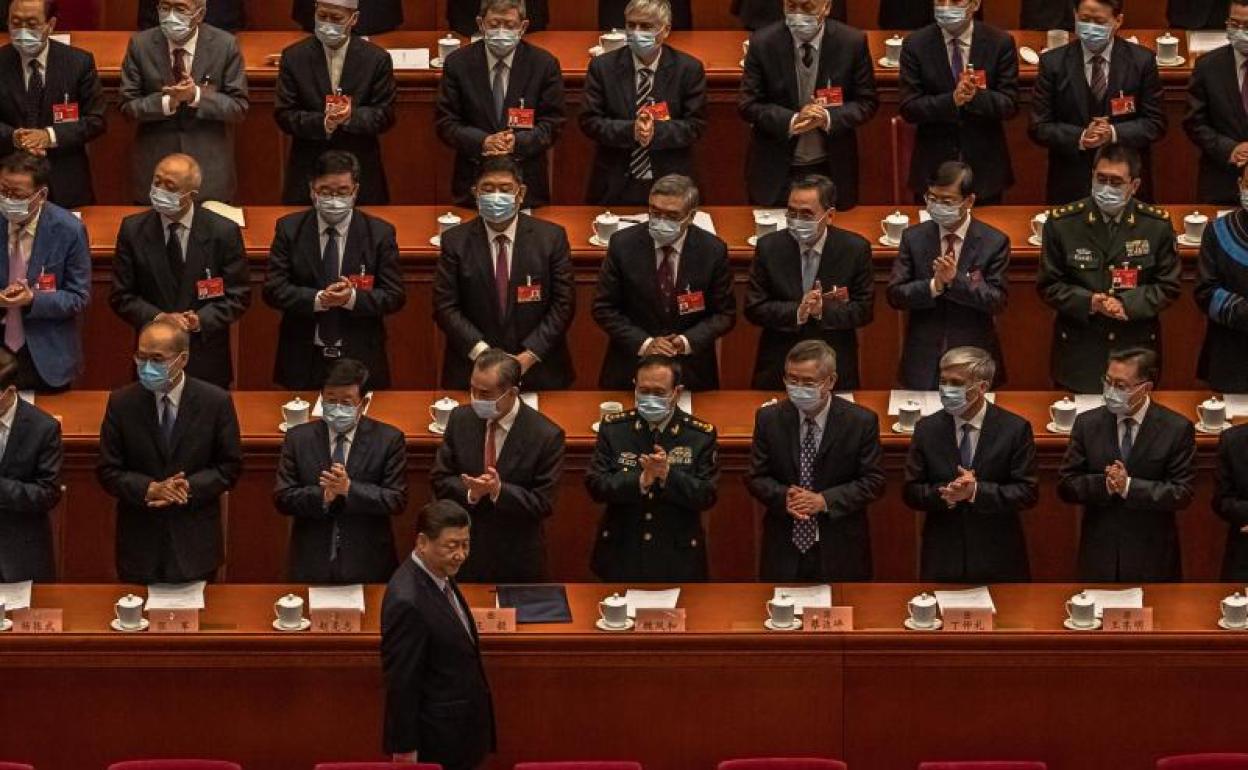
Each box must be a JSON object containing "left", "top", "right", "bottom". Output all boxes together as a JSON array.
[
  {"left": 593, "top": 173, "right": 735, "bottom": 390},
  {"left": 580, "top": 0, "right": 707, "bottom": 206},
  {"left": 746, "top": 339, "right": 884, "bottom": 581},
  {"left": 903, "top": 346, "right": 1038, "bottom": 582}
]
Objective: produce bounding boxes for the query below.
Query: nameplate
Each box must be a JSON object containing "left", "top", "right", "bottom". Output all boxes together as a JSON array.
[
  {"left": 1102, "top": 607, "right": 1153, "bottom": 632},
  {"left": 11, "top": 608, "right": 62, "bottom": 633},
  {"left": 150, "top": 609, "right": 198, "bottom": 633},
  {"left": 803, "top": 606, "right": 853, "bottom": 632},
  {"left": 943, "top": 608, "right": 994, "bottom": 632},
  {"left": 310, "top": 608, "right": 362, "bottom": 634},
  {"left": 471, "top": 607, "right": 517, "bottom": 634},
  {"left": 635, "top": 607, "right": 686, "bottom": 633}
]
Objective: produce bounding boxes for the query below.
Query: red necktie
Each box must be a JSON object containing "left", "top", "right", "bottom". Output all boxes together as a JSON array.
[
  {"left": 656, "top": 245, "right": 675, "bottom": 313},
  {"left": 494, "top": 235, "right": 510, "bottom": 316},
  {"left": 484, "top": 420, "right": 498, "bottom": 470},
  {"left": 173, "top": 48, "right": 188, "bottom": 82}
]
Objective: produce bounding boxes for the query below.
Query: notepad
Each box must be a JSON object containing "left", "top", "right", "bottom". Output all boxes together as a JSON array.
[
  {"left": 308, "top": 584, "right": 366, "bottom": 612},
  {"left": 520, "top": 392, "right": 539, "bottom": 411},
  {"left": 388, "top": 48, "right": 431, "bottom": 70},
  {"left": 772, "top": 585, "right": 832, "bottom": 615},
  {"left": 202, "top": 201, "right": 246, "bottom": 228},
  {"left": 1083, "top": 587, "right": 1144, "bottom": 619},
  {"left": 934, "top": 586, "right": 997, "bottom": 614},
  {"left": 0, "top": 580, "right": 33, "bottom": 611},
  {"left": 623, "top": 588, "right": 680, "bottom": 619}
]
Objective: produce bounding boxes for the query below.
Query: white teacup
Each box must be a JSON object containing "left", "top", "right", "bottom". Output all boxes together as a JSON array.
[
  {"left": 593, "top": 212, "right": 620, "bottom": 243},
  {"left": 274, "top": 593, "right": 305, "bottom": 629},
  {"left": 600, "top": 30, "right": 626, "bottom": 52},
  {"left": 884, "top": 36, "right": 903, "bottom": 65},
  {"left": 1050, "top": 397, "right": 1077, "bottom": 431},
  {"left": 1222, "top": 592, "right": 1248, "bottom": 628},
  {"left": 767, "top": 596, "right": 796, "bottom": 628},
  {"left": 898, "top": 400, "right": 922, "bottom": 431},
  {"left": 1184, "top": 211, "right": 1208, "bottom": 242},
  {"left": 115, "top": 593, "right": 144, "bottom": 629},
  {"left": 437, "top": 211, "right": 462, "bottom": 235},
  {"left": 599, "top": 401, "right": 624, "bottom": 423},
  {"left": 881, "top": 211, "right": 909, "bottom": 244},
  {"left": 1046, "top": 29, "right": 1070, "bottom": 50},
  {"left": 908, "top": 592, "right": 939, "bottom": 628},
  {"left": 754, "top": 212, "right": 780, "bottom": 240},
  {"left": 1156, "top": 31, "right": 1180, "bottom": 62},
  {"left": 1066, "top": 592, "right": 1097, "bottom": 628},
  {"left": 599, "top": 593, "right": 628, "bottom": 628},
  {"left": 429, "top": 397, "right": 458, "bottom": 430},
  {"left": 741, "top": 39, "right": 750, "bottom": 58},
  {"left": 1199, "top": 397, "right": 1227, "bottom": 429},
  {"left": 437, "top": 35, "right": 460, "bottom": 61},
  {"left": 1031, "top": 212, "right": 1048, "bottom": 241},
  {"left": 282, "top": 397, "right": 310, "bottom": 428}
]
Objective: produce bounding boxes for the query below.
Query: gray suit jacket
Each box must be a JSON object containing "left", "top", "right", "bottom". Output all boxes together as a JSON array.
[{"left": 119, "top": 24, "right": 249, "bottom": 203}]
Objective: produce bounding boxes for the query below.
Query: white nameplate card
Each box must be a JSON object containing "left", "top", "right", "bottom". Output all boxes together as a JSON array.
[
  {"left": 310, "top": 608, "right": 362, "bottom": 633},
  {"left": 12, "top": 608, "right": 62, "bottom": 633},
  {"left": 151, "top": 609, "right": 199, "bottom": 633},
  {"left": 1102, "top": 607, "right": 1153, "bottom": 632},
  {"left": 635, "top": 607, "right": 686, "bottom": 633},
  {"left": 803, "top": 606, "right": 853, "bottom": 632},
  {"left": 943, "top": 607, "right": 994, "bottom": 632},
  {"left": 471, "top": 607, "right": 517, "bottom": 634}
]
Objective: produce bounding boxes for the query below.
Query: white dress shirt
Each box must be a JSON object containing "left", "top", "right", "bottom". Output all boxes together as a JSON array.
[
  {"left": 1112, "top": 397, "right": 1149, "bottom": 497},
  {"left": 639, "top": 228, "right": 692, "bottom": 355},
  {"left": 0, "top": 394, "right": 19, "bottom": 460},
  {"left": 941, "top": 21, "right": 974, "bottom": 72},
  {"left": 8, "top": 203, "right": 42, "bottom": 278},
  {"left": 160, "top": 204, "right": 195, "bottom": 259},
  {"left": 468, "top": 216, "right": 521, "bottom": 361},
  {"left": 953, "top": 398, "right": 988, "bottom": 464},
  {"left": 485, "top": 45, "right": 517, "bottom": 98},
  {"left": 795, "top": 227, "right": 828, "bottom": 324},
  {"left": 931, "top": 213, "right": 973, "bottom": 297},
  {"left": 156, "top": 372, "right": 187, "bottom": 425},
  {"left": 161, "top": 28, "right": 203, "bottom": 115},
  {"left": 19, "top": 42, "right": 57, "bottom": 146}
]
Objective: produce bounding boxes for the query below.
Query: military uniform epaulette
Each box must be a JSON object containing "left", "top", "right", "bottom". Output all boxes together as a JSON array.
[
  {"left": 1134, "top": 202, "right": 1170, "bottom": 220},
  {"left": 1048, "top": 201, "right": 1086, "bottom": 220},
  {"left": 680, "top": 414, "right": 716, "bottom": 434},
  {"left": 603, "top": 410, "right": 634, "bottom": 425}
]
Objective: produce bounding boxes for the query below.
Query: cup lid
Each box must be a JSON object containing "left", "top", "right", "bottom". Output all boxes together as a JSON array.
[
  {"left": 886, "top": 210, "right": 909, "bottom": 223},
  {"left": 434, "top": 397, "right": 459, "bottom": 407}
]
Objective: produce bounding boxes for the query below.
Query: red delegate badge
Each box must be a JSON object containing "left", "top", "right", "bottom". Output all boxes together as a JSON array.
[
  {"left": 35, "top": 271, "right": 55, "bottom": 292},
  {"left": 676, "top": 288, "right": 706, "bottom": 315},
  {"left": 1110, "top": 93, "right": 1136, "bottom": 117},
  {"left": 517, "top": 281, "right": 542, "bottom": 303},
  {"left": 814, "top": 86, "right": 844, "bottom": 108},
  {"left": 507, "top": 106, "right": 535, "bottom": 129},
  {"left": 52, "top": 102, "right": 79, "bottom": 123},
  {"left": 639, "top": 101, "right": 671, "bottom": 121},
  {"left": 1111, "top": 265, "right": 1140, "bottom": 290},
  {"left": 197, "top": 274, "right": 225, "bottom": 300}
]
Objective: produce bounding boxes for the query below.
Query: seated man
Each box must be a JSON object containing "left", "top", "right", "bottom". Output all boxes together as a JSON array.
[{"left": 275, "top": 357, "right": 407, "bottom": 584}]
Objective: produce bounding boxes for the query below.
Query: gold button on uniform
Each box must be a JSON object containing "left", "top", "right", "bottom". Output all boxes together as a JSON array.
[{"left": 643, "top": 532, "right": 653, "bottom": 542}]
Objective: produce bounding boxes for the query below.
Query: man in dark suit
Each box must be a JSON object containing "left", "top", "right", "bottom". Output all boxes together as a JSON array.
[
  {"left": 431, "top": 349, "right": 565, "bottom": 582},
  {"left": 579, "top": 0, "right": 707, "bottom": 206},
  {"left": 1021, "top": 0, "right": 1077, "bottom": 30},
  {"left": 1183, "top": 0, "right": 1248, "bottom": 205},
  {"left": 0, "top": 152, "right": 90, "bottom": 392},
  {"left": 140, "top": 0, "right": 244, "bottom": 31},
  {"left": 97, "top": 319, "right": 242, "bottom": 584},
  {"left": 593, "top": 174, "right": 735, "bottom": 391},
  {"left": 1029, "top": 0, "right": 1166, "bottom": 203},
  {"left": 587, "top": 355, "right": 719, "bottom": 582},
  {"left": 746, "top": 340, "right": 883, "bottom": 582},
  {"left": 600, "top": 0, "right": 692, "bottom": 30},
  {"left": 435, "top": 0, "right": 565, "bottom": 208},
  {"left": 898, "top": 0, "right": 1019, "bottom": 205},
  {"left": 1214, "top": 423, "right": 1248, "bottom": 580},
  {"left": 294, "top": 0, "right": 401, "bottom": 35},
  {"left": 745, "top": 174, "right": 872, "bottom": 391},
  {"left": 733, "top": 0, "right": 844, "bottom": 32},
  {"left": 903, "top": 347, "right": 1038, "bottom": 582},
  {"left": 1058, "top": 347, "right": 1196, "bottom": 582},
  {"left": 433, "top": 156, "right": 575, "bottom": 391},
  {"left": 274, "top": 0, "right": 397, "bottom": 206},
  {"left": 263, "top": 150, "right": 405, "bottom": 390},
  {"left": 110, "top": 153, "right": 251, "bottom": 390},
  {"left": 1169, "top": 0, "right": 1230, "bottom": 28},
  {"left": 879, "top": 2, "right": 982, "bottom": 29},
  {"left": 382, "top": 500, "right": 495, "bottom": 769},
  {"left": 1196, "top": 163, "right": 1248, "bottom": 391},
  {"left": 1, "top": 0, "right": 106, "bottom": 209},
  {"left": 450, "top": 0, "right": 548, "bottom": 35},
  {"left": 0, "top": 346, "right": 62, "bottom": 582},
  {"left": 887, "top": 162, "right": 1009, "bottom": 389},
  {"left": 274, "top": 357, "right": 407, "bottom": 584},
  {"left": 739, "top": 0, "right": 877, "bottom": 208}
]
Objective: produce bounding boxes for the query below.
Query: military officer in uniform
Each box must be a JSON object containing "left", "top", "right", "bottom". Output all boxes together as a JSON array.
[
  {"left": 586, "top": 354, "right": 719, "bottom": 582},
  {"left": 1037, "top": 144, "right": 1180, "bottom": 394}
]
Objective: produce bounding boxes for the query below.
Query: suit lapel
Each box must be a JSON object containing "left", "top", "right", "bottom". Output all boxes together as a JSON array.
[
  {"left": 617, "top": 49, "right": 638, "bottom": 110},
  {"left": 967, "top": 25, "right": 991, "bottom": 80},
  {"left": 0, "top": 47, "right": 23, "bottom": 119},
  {"left": 465, "top": 410, "right": 488, "bottom": 474},
  {"left": 1066, "top": 43, "right": 1093, "bottom": 123},
  {"left": 166, "top": 379, "right": 196, "bottom": 457},
  {"left": 143, "top": 212, "right": 181, "bottom": 308},
  {"left": 189, "top": 27, "right": 211, "bottom": 85},
  {"left": 957, "top": 223, "right": 982, "bottom": 274},
  {"left": 25, "top": 210, "right": 49, "bottom": 285},
  {"left": 1105, "top": 37, "right": 1131, "bottom": 109},
  {"left": 465, "top": 44, "right": 499, "bottom": 130},
  {"left": 472, "top": 220, "right": 504, "bottom": 327},
  {"left": 971, "top": 404, "right": 999, "bottom": 472},
  {"left": 502, "top": 43, "right": 530, "bottom": 119},
  {"left": 339, "top": 213, "right": 366, "bottom": 279},
  {"left": 652, "top": 45, "right": 676, "bottom": 103},
  {"left": 672, "top": 227, "right": 697, "bottom": 295},
  {"left": 504, "top": 216, "right": 535, "bottom": 320},
  {"left": 179, "top": 210, "right": 211, "bottom": 306},
  {"left": 311, "top": 37, "right": 334, "bottom": 97},
  {"left": 415, "top": 565, "right": 477, "bottom": 647},
  {"left": 779, "top": 30, "right": 801, "bottom": 108},
  {"left": 815, "top": 396, "right": 842, "bottom": 461},
  {"left": 1125, "top": 403, "right": 1161, "bottom": 471},
  {"left": 930, "top": 27, "right": 958, "bottom": 90},
  {"left": 0, "top": 402, "right": 27, "bottom": 468},
  {"left": 1221, "top": 49, "right": 1248, "bottom": 130},
  {"left": 345, "top": 418, "right": 373, "bottom": 477},
  {"left": 494, "top": 403, "right": 528, "bottom": 475}
]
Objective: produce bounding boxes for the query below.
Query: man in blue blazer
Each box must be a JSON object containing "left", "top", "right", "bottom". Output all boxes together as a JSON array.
[{"left": 0, "top": 152, "right": 89, "bottom": 391}]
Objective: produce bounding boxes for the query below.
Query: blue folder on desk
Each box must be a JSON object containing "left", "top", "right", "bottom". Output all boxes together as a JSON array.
[{"left": 495, "top": 584, "right": 573, "bottom": 624}]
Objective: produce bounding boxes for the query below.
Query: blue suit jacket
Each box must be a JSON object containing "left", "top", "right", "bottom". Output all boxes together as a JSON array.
[{"left": 0, "top": 203, "right": 91, "bottom": 388}]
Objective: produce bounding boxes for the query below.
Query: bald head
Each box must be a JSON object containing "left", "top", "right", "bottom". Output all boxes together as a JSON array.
[
  {"left": 139, "top": 319, "right": 189, "bottom": 358},
  {"left": 153, "top": 153, "right": 202, "bottom": 195}
]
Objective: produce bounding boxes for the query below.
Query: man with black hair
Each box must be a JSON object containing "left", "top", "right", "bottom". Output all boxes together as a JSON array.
[{"left": 1184, "top": 0, "right": 1248, "bottom": 204}]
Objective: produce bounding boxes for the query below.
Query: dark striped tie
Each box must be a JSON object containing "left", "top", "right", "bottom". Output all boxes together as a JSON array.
[
  {"left": 629, "top": 68, "right": 654, "bottom": 180},
  {"left": 1090, "top": 55, "right": 1107, "bottom": 104},
  {"left": 24, "top": 60, "right": 43, "bottom": 127}
]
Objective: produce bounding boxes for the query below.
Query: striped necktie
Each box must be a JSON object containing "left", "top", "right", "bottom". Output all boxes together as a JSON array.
[{"left": 629, "top": 67, "right": 654, "bottom": 180}]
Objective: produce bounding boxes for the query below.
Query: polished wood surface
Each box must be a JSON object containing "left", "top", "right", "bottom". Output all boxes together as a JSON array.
[
  {"left": 4, "top": 582, "right": 1248, "bottom": 770},
  {"left": 39, "top": 389, "right": 1236, "bottom": 586}
]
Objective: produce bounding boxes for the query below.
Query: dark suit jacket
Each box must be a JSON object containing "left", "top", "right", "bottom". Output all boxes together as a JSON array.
[
  {"left": 1058, "top": 403, "right": 1196, "bottom": 582},
  {"left": 435, "top": 40, "right": 566, "bottom": 208},
  {"left": 1169, "top": 0, "right": 1229, "bottom": 28},
  {"left": 903, "top": 403, "right": 1038, "bottom": 582},
  {"left": 433, "top": 214, "right": 575, "bottom": 391},
  {"left": 1030, "top": 38, "right": 1166, "bottom": 204},
  {"left": 293, "top": 0, "right": 402, "bottom": 36},
  {"left": 262, "top": 209, "right": 406, "bottom": 389},
  {"left": 739, "top": 20, "right": 878, "bottom": 208},
  {"left": 109, "top": 206, "right": 251, "bottom": 389},
  {"left": 430, "top": 402, "right": 565, "bottom": 582},
  {"left": 274, "top": 36, "right": 397, "bottom": 205},
  {"left": 744, "top": 226, "right": 874, "bottom": 391},
  {"left": 0, "top": 399, "right": 62, "bottom": 583},
  {"left": 140, "top": 0, "right": 245, "bottom": 31},
  {"left": 732, "top": 0, "right": 845, "bottom": 31},
  {"left": 381, "top": 558, "right": 496, "bottom": 766},
  {"left": 1214, "top": 424, "right": 1248, "bottom": 580},
  {"left": 1195, "top": 209, "right": 1248, "bottom": 391},
  {"left": 746, "top": 397, "right": 885, "bottom": 581},
  {"left": 0, "top": 40, "right": 106, "bottom": 208},
  {"left": 579, "top": 45, "right": 707, "bottom": 205},
  {"left": 599, "top": 0, "right": 692, "bottom": 29},
  {"left": 1184, "top": 45, "right": 1248, "bottom": 205},
  {"left": 274, "top": 416, "right": 407, "bottom": 584},
  {"left": 886, "top": 218, "right": 1009, "bottom": 389},
  {"left": 593, "top": 223, "right": 736, "bottom": 391},
  {"left": 899, "top": 23, "right": 1019, "bottom": 201},
  {"left": 448, "top": 0, "right": 548, "bottom": 35},
  {"left": 96, "top": 377, "right": 242, "bottom": 583},
  {"left": 1021, "top": 0, "right": 1076, "bottom": 30}
]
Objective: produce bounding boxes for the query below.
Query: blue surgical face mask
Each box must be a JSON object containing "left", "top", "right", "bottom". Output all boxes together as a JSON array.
[
  {"left": 136, "top": 357, "right": 179, "bottom": 393},
  {"left": 0, "top": 193, "right": 38, "bottom": 224},
  {"left": 483, "top": 27, "right": 521, "bottom": 57},
  {"left": 1230, "top": 29, "right": 1248, "bottom": 56},
  {"left": 1103, "top": 383, "right": 1134, "bottom": 415},
  {"left": 478, "top": 191, "right": 518, "bottom": 224},
  {"left": 933, "top": 4, "right": 970, "bottom": 33},
  {"left": 927, "top": 200, "right": 965, "bottom": 229},
  {"left": 315, "top": 20, "right": 350, "bottom": 49},
  {"left": 9, "top": 27, "right": 47, "bottom": 58},
  {"left": 786, "top": 383, "right": 826, "bottom": 414},
  {"left": 1076, "top": 20, "right": 1113, "bottom": 53},
  {"left": 648, "top": 216, "right": 685, "bottom": 247},
  {"left": 635, "top": 392, "right": 674, "bottom": 424},
  {"left": 788, "top": 217, "right": 823, "bottom": 246},
  {"left": 323, "top": 402, "right": 359, "bottom": 434},
  {"left": 939, "top": 383, "right": 972, "bottom": 416},
  {"left": 784, "top": 13, "right": 822, "bottom": 43},
  {"left": 314, "top": 193, "right": 355, "bottom": 224},
  {"left": 1092, "top": 182, "right": 1129, "bottom": 217},
  {"left": 150, "top": 185, "right": 186, "bottom": 218},
  {"left": 471, "top": 392, "right": 507, "bottom": 421},
  {"left": 158, "top": 8, "right": 196, "bottom": 44},
  {"left": 626, "top": 29, "right": 660, "bottom": 59}
]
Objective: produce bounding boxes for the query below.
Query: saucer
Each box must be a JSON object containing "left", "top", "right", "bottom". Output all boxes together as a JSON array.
[
  {"left": 273, "top": 618, "right": 312, "bottom": 632},
  {"left": 1218, "top": 618, "right": 1248, "bottom": 631},
  {"left": 878, "top": 235, "right": 901, "bottom": 248},
  {"left": 764, "top": 618, "right": 802, "bottom": 631},
  {"left": 427, "top": 421, "right": 446, "bottom": 436},
  {"left": 595, "top": 618, "right": 634, "bottom": 632},
  {"left": 747, "top": 235, "right": 759, "bottom": 247},
  {"left": 0, "top": 618, "right": 10, "bottom": 632},
  {"left": 589, "top": 234, "right": 612, "bottom": 247},
  {"left": 904, "top": 618, "right": 942, "bottom": 631},
  {"left": 278, "top": 421, "right": 305, "bottom": 433},
  {"left": 1197, "top": 421, "right": 1231, "bottom": 435},
  {"left": 1157, "top": 56, "right": 1186, "bottom": 68},
  {"left": 1028, "top": 234, "right": 1043, "bottom": 247},
  {"left": 429, "top": 235, "right": 442, "bottom": 248},
  {"left": 430, "top": 57, "right": 445, "bottom": 68},
  {"left": 1046, "top": 422, "right": 1072, "bottom": 435},
  {"left": 1063, "top": 618, "right": 1101, "bottom": 631},
  {"left": 1018, "top": 46, "right": 1040, "bottom": 65},
  {"left": 110, "top": 618, "right": 150, "bottom": 632},
  {"left": 891, "top": 422, "right": 916, "bottom": 435},
  {"left": 1177, "top": 234, "right": 1203, "bottom": 247},
  {"left": 588, "top": 45, "right": 605, "bottom": 57},
  {"left": 591, "top": 421, "right": 601, "bottom": 433},
  {"left": 738, "top": 59, "right": 746, "bottom": 68},
  {"left": 877, "top": 57, "right": 900, "bottom": 69}
]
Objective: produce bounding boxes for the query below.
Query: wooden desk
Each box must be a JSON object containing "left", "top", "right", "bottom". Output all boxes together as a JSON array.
[{"left": 3, "top": 582, "right": 1247, "bottom": 770}]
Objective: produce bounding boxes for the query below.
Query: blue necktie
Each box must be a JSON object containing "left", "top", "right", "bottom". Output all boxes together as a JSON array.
[
  {"left": 1120, "top": 418, "right": 1135, "bottom": 462},
  {"left": 793, "top": 418, "right": 818, "bottom": 553},
  {"left": 329, "top": 433, "right": 347, "bottom": 561},
  {"left": 959, "top": 423, "right": 974, "bottom": 469}
]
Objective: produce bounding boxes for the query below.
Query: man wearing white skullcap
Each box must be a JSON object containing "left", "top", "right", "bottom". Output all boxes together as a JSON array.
[{"left": 292, "top": 0, "right": 403, "bottom": 36}]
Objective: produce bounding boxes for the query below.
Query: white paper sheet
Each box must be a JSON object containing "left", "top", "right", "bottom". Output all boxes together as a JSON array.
[
  {"left": 612, "top": 211, "right": 718, "bottom": 237},
  {"left": 0, "top": 580, "right": 33, "bottom": 610},
  {"left": 1224, "top": 394, "right": 1248, "bottom": 419},
  {"left": 772, "top": 585, "right": 832, "bottom": 615},
  {"left": 18, "top": 391, "right": 33, "bottom": 405},
  {"left": 751, "top": 208, "right": 787, "bottom": 229},
  {"left": 312, "top": 392, "right": 373, "bottom": 418},
  {"left": 1083, "top": 587, "right": 1144, "bottom": 619},
  {"left": 202, "top": 201, "right": 246, "bottom": 228},
  {"left": 388, "top": 48, "right": 431, "bottom": 70},
  {"left": 887, "top": 390, "right": 995, "bottom": 416},
  {"left": 1071, "top": 394, "right": 1104, "bottom": 414},
  {"left": 623, "top": 588, "right": 680, "bottom": 619},
  {"left": 917, "top": 209, "right": 932, "bottom": 223},
  {"left": 50, "top": 34, "right": 70, "bottom": 45},
  {"left": 1187, "top": 31, "right": 1227, "bottom": 56},
  {"left": 520, "top": 392, "right": 539, "bottom": 411},
  {"left": 145, "top": 581, "right": 207, "bottom": 611},
  {"left": 934, "top": 586, "right": 996, "bottom": 614},
  {"left": 308, "top": 584, "right": 366, "bottom": 612},
  {"left": 835, "top": 392, "right": 855, "bottom": 403},
  {"left": 677, "top": 391, "right": 693, "bottom": 415}
]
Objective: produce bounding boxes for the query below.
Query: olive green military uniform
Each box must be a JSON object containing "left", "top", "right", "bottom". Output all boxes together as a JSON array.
[
  {"left": 1037, "top": 197, "right": 1181, "bottom": 393},
  {"left": 586, "top": 408, "right": 719, "bottom": 582}
]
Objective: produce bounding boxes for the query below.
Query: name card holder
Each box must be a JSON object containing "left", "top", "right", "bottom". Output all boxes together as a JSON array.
[
  {"left": 150, "top": 609, "right": 199, "bottom": 633},
  {"left": 943, "top": 608, "right": 994, "bottom": 632},
  {"left": 310, "top": 608, "right": 362, "bottom": 634},
  {"left": 12, "top": 608, "right": 62, "bottom": 633},
  {"left": 635, "top": 607, "right": 686, "bottom": 633},
  {"left": 471, "top": 607, "right": 517, "bottom": 634},
  {"left": 1102, "top": 607, "right": 1153, "bottom": 632},
  {"left": 803, "top": 606, "right": 854, "bottom": 632}
]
